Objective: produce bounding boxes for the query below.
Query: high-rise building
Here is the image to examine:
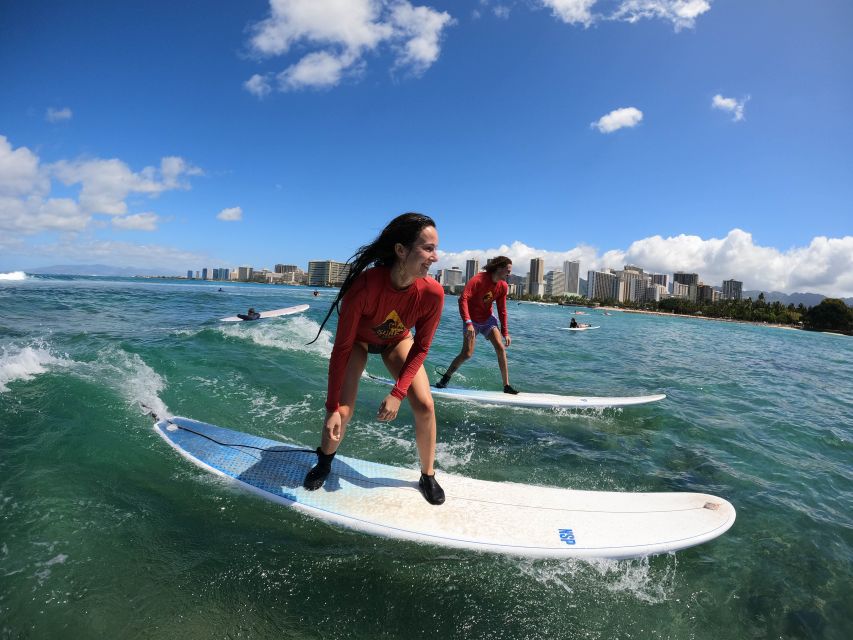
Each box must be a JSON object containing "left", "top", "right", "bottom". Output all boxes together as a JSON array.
[
  {"left": 697, "top": 284, "right": 715, "bottom": 304},
  {"left": 308, "top": 260, "right": 349, "bottom": 287},
  {"left": 440, "top": 267, "right": 464, "bottom": 289},
  {"left": 672, "top": 282, "right": 690, "bottom": 299},
  {"left": 275, "top": 264, "right": 299, "bottom": 274},
  {"left": 464, "top": 259, "right": 480, "bottom": 283},
  {"left": 587, "top": 270, "right": 619, "bottom": 301},
  {"left": 545, "top": 270, "right": 566, "bottom": 297},
  {"left": 722, "top": 279, "right": 743, "bottom": 300},
  {"left": 528, "top": 258, "right": 545, "bottom": 298},
  {"left": 186, "top": 270, "right": 193, "bottom": 279},
  {"left": 201, "top": 268, "right": 210, "bottom": 280},
  {"left": 674, "top": 271, "right": 699, "bottom": 287},
  {"left": 618, "top": 268, "right": 645, "bottom": 303},
  {"left": 237, "top": 266, "right": 253, "bottom": 282},
  {"left": 651, "top": 273, "right": 669, "bottom": 291},
  {"left": 563, "top": 260, "right": 580, "bottom": 295}
]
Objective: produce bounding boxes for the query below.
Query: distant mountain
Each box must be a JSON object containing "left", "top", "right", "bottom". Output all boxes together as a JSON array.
[
  {"left": 742, "top": 290, "right": 853, "bottom": 307},
  {"left": 28, "top": 264, "right": 179, "bottom": 277}
]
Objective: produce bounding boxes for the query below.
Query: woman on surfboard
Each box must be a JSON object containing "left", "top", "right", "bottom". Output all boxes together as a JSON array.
[
  {"left": 304, "top": 213, "right": 446, "bottom": 505},
  {"left": 435, "top": 256, "right": 518, "bottom": 394}
]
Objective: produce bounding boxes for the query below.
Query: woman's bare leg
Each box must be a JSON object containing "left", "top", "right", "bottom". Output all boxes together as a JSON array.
[
  {"left": 320, "top": 342, "right": 368, "bottom": 454},
  {"left": 383, "top": 339, "right": 436, "bottom": 475}
]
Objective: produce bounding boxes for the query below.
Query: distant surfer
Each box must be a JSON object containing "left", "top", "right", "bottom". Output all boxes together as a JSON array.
[
  {"left": 236, "top": 307, "right": 261, "bottom": 321},
  {"left": 218, "top": 287, "right": 223, "bottom": 292},
  {"left": 435, "top": 256, "right": 518, "bottom": 394},
  {"left": 313, "top": 290, "right": 319, "bottom": 297},
  {"left": 304, "top": 213, "right": 446, "bottom": 505},
  {"left": 570, "top": 317, "right": 579, "bottom": 328}
]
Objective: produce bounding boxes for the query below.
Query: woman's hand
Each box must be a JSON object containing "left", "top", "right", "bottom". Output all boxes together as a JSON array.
[
  {"left": 324, "top": 411, "right": 343, "bottom": 442},
  {"left": 377, "top": 394, "right": 402, "bottom": 422}
]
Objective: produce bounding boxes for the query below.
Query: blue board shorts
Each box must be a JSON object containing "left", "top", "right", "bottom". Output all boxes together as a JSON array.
[{"left": 465, "top": 315, "right": 500, "bottom": 337}]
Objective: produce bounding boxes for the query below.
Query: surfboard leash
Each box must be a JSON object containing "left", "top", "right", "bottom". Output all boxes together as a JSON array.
[{"left": 163, "top": 419, "right": 315, "bottom": 455}]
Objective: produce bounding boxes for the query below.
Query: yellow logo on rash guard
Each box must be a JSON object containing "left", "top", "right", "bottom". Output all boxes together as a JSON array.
[
  {"left": 372, "top": 310, "right": 406, "bottom": 340},
  {"left": 482, "top": 291, "right": 494, "bottom": 304}
]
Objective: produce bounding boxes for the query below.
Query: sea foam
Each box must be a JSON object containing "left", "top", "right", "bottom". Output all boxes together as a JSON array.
[
  {"left": 0, "top": 344, "right": 68, "bottom": 393},
  {"left": 0, "top": 271, "right": 27, "bottom": 281}
]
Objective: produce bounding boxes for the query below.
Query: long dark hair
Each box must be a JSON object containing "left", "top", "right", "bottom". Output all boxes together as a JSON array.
[
  {"left": 308, "top": 212, "right": 436, "bottom": 344},
  {"left": 484, "top": 255, "right": 512, "bottom": 274}
]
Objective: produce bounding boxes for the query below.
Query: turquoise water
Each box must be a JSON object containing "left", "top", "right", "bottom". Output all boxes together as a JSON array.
[{"left": 1, "top": 274, "right": 851, "bottom": 639}]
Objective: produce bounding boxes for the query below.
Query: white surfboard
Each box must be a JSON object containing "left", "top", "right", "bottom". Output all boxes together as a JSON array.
[
  {"left": 366, "top": 373, "right": 665, "bottom": 408},
  {"left": 561, "top": 325, "right": 600, "bottom": 331},
  {"left": 220, "top": 304, "right": 309, "bottom": 322},
  {"left": 154, "top": 417, "right": 735, "bottom": 559}
]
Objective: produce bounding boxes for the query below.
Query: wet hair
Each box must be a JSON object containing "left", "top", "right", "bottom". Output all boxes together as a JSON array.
[
  {"left": 308, "top": 212, "right": 437, "bottom": 344},
  {"left": 484, "top": 256, "right": 512, "bottom": 274}
]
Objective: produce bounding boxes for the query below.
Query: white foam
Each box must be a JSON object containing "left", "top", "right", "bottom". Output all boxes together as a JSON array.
[
  {"left": 0, "top": 344, "right": 70, "bottom": 393},
  {"left": 0, "top": 271, "right": 27, "bottom": 281},
  {"left": 218, "top": 315, "right": 334, "bottom": 359},
  {"left": 82, "top": 347, "right": 170, "bottom": 419}
]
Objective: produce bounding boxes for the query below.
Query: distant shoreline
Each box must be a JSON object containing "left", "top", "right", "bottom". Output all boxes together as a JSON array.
[{"left": 592, "top": 305, "right": 802, "bottom": 331}]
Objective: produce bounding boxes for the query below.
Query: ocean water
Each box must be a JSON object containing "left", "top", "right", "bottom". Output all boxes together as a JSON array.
[{"left": 1, "top": 274, "right": 851, "bottom": 639}]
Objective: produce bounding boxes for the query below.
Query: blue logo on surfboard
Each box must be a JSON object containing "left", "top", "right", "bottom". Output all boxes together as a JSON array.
[{"left": 558, "top": 528, "right": 576, "bottom": 545}]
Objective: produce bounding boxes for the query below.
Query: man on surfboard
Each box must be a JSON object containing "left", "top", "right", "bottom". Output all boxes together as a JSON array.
[
  {"left": 436, "top": 256, "right": 518, "bottom": 394},
  {"left": 237, "top": 307, "right": 261, "bottom": 321},
  {"left": 304, "top": 213, "right": 446, "bottom": 505}
]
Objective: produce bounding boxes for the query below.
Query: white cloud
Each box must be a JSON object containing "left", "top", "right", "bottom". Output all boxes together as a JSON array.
[
  {"left": 112, "top": 212, "right": 160, "bottom": 231},
  {"left": 437, "top": 230, "right": 853, "bottom": 297},
  {"left": 277, "top": 50, "right": 358, "bottom": 90},
  {"left": 539, "top": 1, "right": 597, "bottom": 27},
  {"left": 217, "top": 206, "right": 243, "bottom": 221},
  {"left": 0, "top": 135, "right": 50, "bottom": 197},
  {"left": 246, "top": 0, "right": 454, "bottom": 93},
  {"left": 591, "top": 106, "right": 643, "bottom": 133},
  {"left": 712, "top": 93, "right": 748, "bottom": 122},
  {"left": 244, "top": 73, "right": 273, "bottom": 97},
  {"left": 0, "top": 134, "right": 201, "bottom": 238},
  {"left": 609, "top": 0, "right": 711, "bottom": 30},
  {"left": 52, "top": 156, "right": 202, "bottom": 216},
  {"left": 539, "top": 0, "right": 712, "bottom": 30},
  {"left": 46, "top": 107, "right": 73, "bottom": 123}
]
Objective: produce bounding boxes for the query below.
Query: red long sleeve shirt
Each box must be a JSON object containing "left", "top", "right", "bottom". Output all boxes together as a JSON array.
[
  {"left": 458, "top": 271, "right": 509, "bottom": 336},
  {"left": 326, "top": 266, "right": 444, "bottom": 412}
]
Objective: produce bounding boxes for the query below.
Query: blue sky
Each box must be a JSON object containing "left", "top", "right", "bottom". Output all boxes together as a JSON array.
[{"left": 1, "top": 0, "right": 852, "bottom": 295}]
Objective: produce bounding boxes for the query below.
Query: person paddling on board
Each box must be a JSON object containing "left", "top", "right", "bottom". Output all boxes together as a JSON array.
[
  {"left": 569, "top": 317, "right": 579, "bottom": 328},
  {"left": 237, "top": 307, "right": 261, "bottom": 321},
  {"left": 435, "top": 256, "right": 518, "bottom": 394},
  {"left": 304, "top": 213, "right": 446, "bottom": 505}
]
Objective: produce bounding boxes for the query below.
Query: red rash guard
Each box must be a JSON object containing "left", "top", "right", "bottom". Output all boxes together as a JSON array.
[
  {"left": 458, "top": 271, "right": 509, "bottom": 337},
  {"left": 326, "top": 266, "right": 444, "bottom": 412}
]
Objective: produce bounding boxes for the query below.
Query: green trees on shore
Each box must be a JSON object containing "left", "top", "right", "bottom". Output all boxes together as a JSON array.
[
  {"left": 518, "top": 292, "right": 853, "bottom": 335},
  {"left": 802, "top": 299, "right": 853, "bottom": 334}
]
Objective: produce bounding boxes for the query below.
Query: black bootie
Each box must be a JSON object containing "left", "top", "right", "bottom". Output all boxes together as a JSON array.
[
  {"left": 303, "top": 447, "right": 336, "bottom": 490},
  {"left": 418, "top": 472, "right": 445, "bottom": 505}
]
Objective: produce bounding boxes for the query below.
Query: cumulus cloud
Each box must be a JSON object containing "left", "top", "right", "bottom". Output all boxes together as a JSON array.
[
  {"left": 591, "top": 106, "right": 643, "bottom": 133},
  {"left": 112, "top": 212, "right": 160, "bottom": 231},
  {"left": 46, "top": 107, "right": 73, "bottom": 123},
  {"left": 244, "top": 73, "right": 273, "bottom": 97},
  {"left": 540, "top": 0, "right": 597, "bottom": 27},
  {"left": 436, "top": 229, "right": 853, "bottom": 297},
  {"left": 245, "top": 0, "right": 454, "bottom": 92},
  {"left": 217, "top": 206, "right": 243, "bottom": 221},
  {"left": 0, "top": 134, "right": 201, "bottom": 238},
  {"left": 609, "top": 0, "right": 711, "bottom": 30},
  {"left": 539, "top": 0, "right": 712, "bottom": 30},
  {"left": 712, "top": 93, "right": 748, "bottom": 122}
]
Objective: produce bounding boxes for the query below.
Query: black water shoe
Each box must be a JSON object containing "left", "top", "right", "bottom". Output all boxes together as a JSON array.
[
  {"left": 303, "top": 447, "right": 336, "bottom": 490},
  {"left": 503, "top": 384, "right": 519, "bottom": 395},
  {"left": 435, "top": 374, "right": 452, "bottom": 389},
  {"left": 418, "top": 472, "right": 445, "bottom": 505}
]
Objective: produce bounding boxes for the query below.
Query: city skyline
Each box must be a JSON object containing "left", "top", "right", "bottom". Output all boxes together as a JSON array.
[{"left": 2, "top": 1, "right": 851, "bottom": 297}]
